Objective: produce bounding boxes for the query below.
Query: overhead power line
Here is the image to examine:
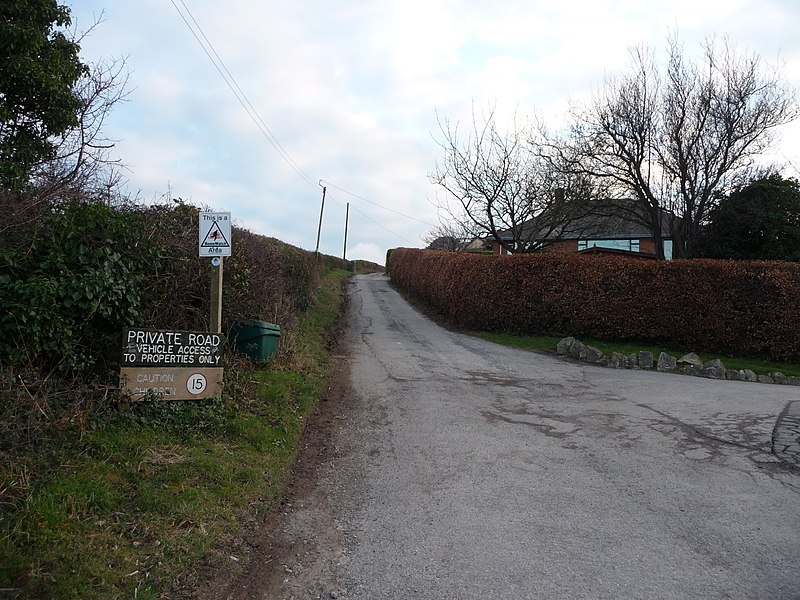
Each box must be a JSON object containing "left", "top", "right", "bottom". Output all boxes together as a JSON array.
[
  {"left": 320, "top": 180, "right": 438, "bottom": 228},
  {"left": 169, "top": 0, "right": 317, "bottom": 187},
  {"left": 167, "top": 0, "right": 431, "bottom": 246},
  {"left": 343, "top": 201, "right": 419, "bottom": 247}
]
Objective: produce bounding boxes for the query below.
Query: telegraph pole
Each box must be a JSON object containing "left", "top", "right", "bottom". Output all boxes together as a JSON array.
[
  {"left": 343, "top": 202, "right": 349, "bottom": 260},
  {"left": 315, "top": 181, "right": 326, "bottom": 257}
]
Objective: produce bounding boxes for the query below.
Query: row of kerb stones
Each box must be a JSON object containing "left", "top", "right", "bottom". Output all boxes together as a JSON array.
[{"left": 556, "top": 337, "right": 800, "bottom": 386}]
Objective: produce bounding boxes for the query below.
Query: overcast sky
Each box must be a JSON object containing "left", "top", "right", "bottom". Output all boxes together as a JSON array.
[{"left": 69, "top": 0, "right": 800, "bottom": 265}]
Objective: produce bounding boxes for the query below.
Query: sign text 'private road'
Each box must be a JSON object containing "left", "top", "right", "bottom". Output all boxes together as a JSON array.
[{"left": 122, "top": 329, "right": 223, "bottom": 367}]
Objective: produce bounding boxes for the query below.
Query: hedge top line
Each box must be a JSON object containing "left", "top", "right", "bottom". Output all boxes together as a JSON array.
[{"left": 387, "top": 248, "right": 800, "bottom": 363}]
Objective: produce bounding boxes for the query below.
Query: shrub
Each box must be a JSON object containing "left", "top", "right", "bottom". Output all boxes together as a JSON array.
[
  {"left": 0, "top": 192, "right": 338, "bottom": 445},
  {"left": 0, "top": 200, "right": 161, "bottom": 373},
  {"left": 388, "top": 248, "right": 800, "bottom": 362}
]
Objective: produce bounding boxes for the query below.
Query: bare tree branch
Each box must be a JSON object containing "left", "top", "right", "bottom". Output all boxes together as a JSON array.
[
  {"left": 430, "top": 105, "right": 596, "bottom": 253},
  {"left": 560, "top": 35, "right": 798, "bottom": 258},
  {"left": 32, "top": 54, "right": 131, "bottom": 204}
]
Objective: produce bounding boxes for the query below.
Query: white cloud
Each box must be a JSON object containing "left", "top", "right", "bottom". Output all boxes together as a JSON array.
[{"left": 69, "top": 0, "right": 800, "bottom": 262}]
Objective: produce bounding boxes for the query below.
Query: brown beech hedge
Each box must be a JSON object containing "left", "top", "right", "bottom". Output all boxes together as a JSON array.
[{"left": 388, "top": 248, "right": 800, "bottom": 363}]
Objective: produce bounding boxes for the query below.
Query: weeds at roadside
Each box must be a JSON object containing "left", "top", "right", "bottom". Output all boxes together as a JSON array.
[{"left": 0, "top": 270, "right": 350, "bottom": 599}]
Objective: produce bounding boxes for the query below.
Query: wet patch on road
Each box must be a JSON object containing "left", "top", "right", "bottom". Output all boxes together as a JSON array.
[
  {"left": 773, "top": 401, "right": 800, "bottom": 467},
  {"left": 481, "top": 409, "right": 582, "bottom": 438},
  {"left": 464, "top": 370, "right": 531, "bottom": 388}
]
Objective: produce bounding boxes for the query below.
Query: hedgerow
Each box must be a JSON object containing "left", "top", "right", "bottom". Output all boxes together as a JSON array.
[
  {"left": 0, "top": 196, "right": 324, "bottom": 377},
  {"left": 0, "top": 191, "right": 352, "bottom": 451},
  {"left": 388, "top": 248, "right": 800, "bottom": 362}
]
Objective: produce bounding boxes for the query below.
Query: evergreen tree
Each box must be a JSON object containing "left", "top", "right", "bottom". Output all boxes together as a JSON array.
[
  {"left": 0, "top": 0, "right": 87, "bottom": 189},
  {"left": 699, "top": 174, "right": 800, "bottom": 261}
]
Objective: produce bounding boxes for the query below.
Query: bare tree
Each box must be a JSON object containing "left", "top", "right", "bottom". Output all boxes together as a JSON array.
[
  {"left": 422, "top": 217, "right": 483, "bottom": 251},
  {"left": 2, "top": 16, "right": 130, "bottom": 239},
  {"left": 431, "top": 106, "right": 595, "bottom": 254},
  {"left": 32, "top": 16, "right": 131, "bottom": 205},
  {"left": 557, "top": 35, "right": 798, "bottom": 258}
]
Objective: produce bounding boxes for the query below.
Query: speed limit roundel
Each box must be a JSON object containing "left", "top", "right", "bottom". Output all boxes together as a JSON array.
[{"left": 187, "top": 373, "right": 207, "bottom": 395}]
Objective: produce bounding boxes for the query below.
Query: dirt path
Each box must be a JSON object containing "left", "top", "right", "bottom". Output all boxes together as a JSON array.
[{"left": 188, "top": 284, "right": 362, "bottom": 600}]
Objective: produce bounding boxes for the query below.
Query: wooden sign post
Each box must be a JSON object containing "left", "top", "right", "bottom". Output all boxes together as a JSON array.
[
  {"left": 210, "top": 258, "right": 223, "bottom": 334},
  {"left": 199, "top": 212, "right": 231, "bottom": 334}
]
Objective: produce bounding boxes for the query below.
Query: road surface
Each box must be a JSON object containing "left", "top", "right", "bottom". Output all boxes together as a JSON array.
[{"left": 220, "top": 272, "right": 800, "bottom": 600}]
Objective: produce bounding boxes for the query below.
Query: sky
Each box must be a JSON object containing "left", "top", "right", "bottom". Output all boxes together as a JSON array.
[{"left": 68, "top": 0, "right": 800, "bottom": 265}]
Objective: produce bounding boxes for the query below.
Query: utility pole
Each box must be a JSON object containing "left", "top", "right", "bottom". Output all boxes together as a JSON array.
[
  {"left": 315, "top": 181, "right": 326, "bottom": 257},
  {"left": 343, "top": 202, "right": 349, "bottom": 260}
]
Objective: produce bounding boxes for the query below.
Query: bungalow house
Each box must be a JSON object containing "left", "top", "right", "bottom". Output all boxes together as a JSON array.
[
  {"left": 491, "top": 200, "right": 674, "bottom": 260},
  {"left": 427, "top": 236, "right": 493, "bottom": 252}
]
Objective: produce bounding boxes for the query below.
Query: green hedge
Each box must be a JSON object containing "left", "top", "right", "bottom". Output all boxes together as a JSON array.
[
  {"left": 0, "top": 196, "right": 321, "bottom": 377},
  {"left": 388, "top": 248, "right": 800, "bottom": 362}
]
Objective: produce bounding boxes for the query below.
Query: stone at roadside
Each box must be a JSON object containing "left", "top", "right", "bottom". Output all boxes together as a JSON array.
[
  {"left": 678, "top": 352, "right": 703, "bottom": 367},
  {"left": 788, "top": 376, "right": 800, "bottom": 386},
  {"left": 657, "top": 352, "right": 677, "bottom": 373},
  {"left": 569, "top": 339, "right": 588, "bottom": 360},
  {"left": 770, "top": 372, "right": 787, "bottom": 385},
  {"left": 704, "top": 366, "right": 727, "bottom": 379},
  {"left": 703, "top": 358, "right": 726, "bottom": 370},
  {"left": 726, "top": 369, "right": 745, "bottom": 381},
  {"left": 680, "top": 364, "right": 702, "bottom": 376},
  {"left": 627, "top": 353, "right": 639, "bottom": 369},
  {"left": 584, "top": 345, "right": 604, "bottom": 363},
  {"left": 638, "top": 351, "right": 654, "bottom": 369},
  {"left": 702, "top": 358, "right": 726, "bottom": 379},
  {"left": 611, "top": 352, "right": 626, "bottom": 368},
  {"left": 556, "top": 337, "right": 575, "bottom": 356},
  {"left": 758, "top": 374, "right": 775, "bottom": 384},
  {"left": 743, "top": 369, "right": 758, "bottom": 382}
]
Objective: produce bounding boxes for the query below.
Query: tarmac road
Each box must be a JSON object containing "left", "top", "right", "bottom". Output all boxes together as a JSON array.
[
  {"left": 338, "top": 272, "right": 800, "bottom": 600},
  {"left": 238, "top": 272, "right": 800, "bottom": 600}
]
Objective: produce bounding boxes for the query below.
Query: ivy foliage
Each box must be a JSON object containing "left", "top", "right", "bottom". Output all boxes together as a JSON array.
[{"left": 0, "top": 201, "right": 161, "bottom": 373}]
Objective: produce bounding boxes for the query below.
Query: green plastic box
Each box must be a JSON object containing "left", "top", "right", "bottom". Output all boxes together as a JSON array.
[{"left": 231, "top": 320, "right": 281, "bottom": 360}]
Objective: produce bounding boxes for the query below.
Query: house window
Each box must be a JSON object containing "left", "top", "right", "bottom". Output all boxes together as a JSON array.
[
  {"left": 578, "top": 239, "right": 640, "bottom": 252},
  {"left": 663, "top": 240, "right": 673, "bottom": 260}
]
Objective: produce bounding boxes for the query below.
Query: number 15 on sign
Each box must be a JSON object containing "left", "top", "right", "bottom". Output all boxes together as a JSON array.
[{"left": 187, "top": 373, "right": 207, "bottom": 395}]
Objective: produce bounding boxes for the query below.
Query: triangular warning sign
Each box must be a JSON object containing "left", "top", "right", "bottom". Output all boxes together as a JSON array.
[{"left": 201, "top": 221, "right": 230, "bottom": 248}]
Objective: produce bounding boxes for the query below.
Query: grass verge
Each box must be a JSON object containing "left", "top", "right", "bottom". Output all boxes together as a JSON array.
[
  {"left": 0, "top": 269, "right": 351, "bottom": 599},
  {"left": 472, "top": 331, "right": 800, "bottom": 377}
]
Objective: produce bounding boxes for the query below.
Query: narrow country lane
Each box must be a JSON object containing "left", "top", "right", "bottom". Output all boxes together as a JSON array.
[{"left": 225, "top": 273, "right": 800, "bottom": 600}]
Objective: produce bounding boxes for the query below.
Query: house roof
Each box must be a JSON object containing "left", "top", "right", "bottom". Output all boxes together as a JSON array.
[{"left": 498, "top": 199, "right": 671, "bottom": 242}]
